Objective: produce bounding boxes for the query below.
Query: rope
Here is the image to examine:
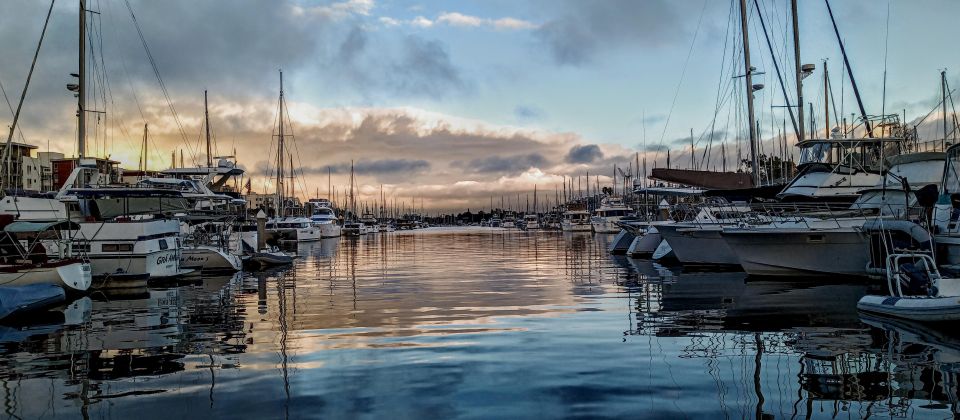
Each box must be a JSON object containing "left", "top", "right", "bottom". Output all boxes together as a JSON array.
[
  {"left": 123, "top": 0, "right": 198, "bottom": 164},
  {"left": 652, "top": 0, "right": 708, "bottom": 162}
]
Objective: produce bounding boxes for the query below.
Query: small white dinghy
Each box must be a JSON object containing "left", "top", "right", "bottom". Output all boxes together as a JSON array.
[{"left": 857, "top": 253, "right": 960, "bottom": 322}]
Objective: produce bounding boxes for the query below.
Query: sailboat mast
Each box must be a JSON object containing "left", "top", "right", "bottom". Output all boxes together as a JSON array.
[
  {"left": 824, "top": 61, "right": 830, "bottom": 138},
  {"left": 276, "top": 71, "right": 285, "bottom": 216},
  {"left": 78, "top": 0, "right": 87, "bottom": 158},
  {"left": 943, "top": 70, "right": 949, "bottom": 148},
  {"left": 739, "top": 0, "right": 760, "bottom": 185},
  {"left": 791, "top": 0, "right": 805, "bottom": 142},
  {"left": 350, "top": 160, "right": 355, "bottom": 220},
  {"left": 205, "top": 90, "right": 212, "bottom": 167},
  {"left": 142, "top": 124, "right": 148, "bottom": 172}
]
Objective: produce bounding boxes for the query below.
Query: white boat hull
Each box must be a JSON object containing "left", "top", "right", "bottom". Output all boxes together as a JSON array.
[
  {"left": 591, "top": 219, "right": 621, "bottom": 234},
  {"left": 180, "top": 246, "right": 242, "bottom": 272},
  {"left": 319, "top": 223, "right": 342, "bottom": 238},
  {"left": 858, "top": 295, "right": 960, "bottom": 321},
  {"left": 628, "top": 227, "right": 662, "bottom": 257},
  {"left": 721, "top": 228, "right": 869, "bottom": 277},
  {"left": 658, "top": 224, "right": 739, "bottom": 265},
  {"left": 0, "top": 261, "right": 92, "bottom": 292},
  {"left": 89, "top": 249, "right": 182, "bottom": 282},
  {"left": 561, "top": 222, "right": 592, "bottom": 232}
]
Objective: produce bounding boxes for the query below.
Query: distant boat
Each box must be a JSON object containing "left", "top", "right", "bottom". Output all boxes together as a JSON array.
[{"left": 590, "top": 196, "right": 632, "bottom": 234}]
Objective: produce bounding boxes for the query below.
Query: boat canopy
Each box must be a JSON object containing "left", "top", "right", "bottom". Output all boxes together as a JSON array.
[
  {"left": 634, "top": 187, "right": 706, "bottom": 196},
  {"left": 68, "top": 187, "right": 184, "bottom": 198},
  {"left": 861, "top": 219, "right": 932, "bottom": 244},
  {"left": 3, "top": 220, "right": 80, "bottom": 233}
]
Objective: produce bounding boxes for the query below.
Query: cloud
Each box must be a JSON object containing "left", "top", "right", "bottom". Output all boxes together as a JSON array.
[
  {"left": 566, "top": 144, "right": 604, "bottom": 163},
  {"left": 492, "top": 17, "right": 538, "bottom": 30},
  {"left": 437, "top": 12, "right": 484, "bottom": 27},
  {"left": 296, "top": 0, "right": 374, "bottom": 20},
  {"left": 513, "top": 105, "right": 544, "bottom": 120},
  {"left": 436, "top": 12, "right": 538, "bottom": 30},
  {"left": 534, "top": 0, "right": 689, "bottom": 65},
  {"left": 378, "top": 16, "right": 401, "bottom": 27},
  {"left": 410, "top": 16, "right": 434, "bottom": 28},
  {"left": 463, "top": 153, "right": 548, "bottom": 174},
  {"left": 300, "top": 159, "right": 431, "bottom": 176},
  {"left": 389, "top": 36, "right": 465, "bottom": 97}
]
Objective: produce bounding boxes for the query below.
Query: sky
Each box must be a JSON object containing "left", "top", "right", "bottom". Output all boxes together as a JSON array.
[{"left": 1, "top": 0, "right": 960, "bottom": 211}]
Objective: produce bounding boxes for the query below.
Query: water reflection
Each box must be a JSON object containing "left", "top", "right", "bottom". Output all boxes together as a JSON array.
[{"left": 0, "top": 228, "right": 958, "bottom": 418}]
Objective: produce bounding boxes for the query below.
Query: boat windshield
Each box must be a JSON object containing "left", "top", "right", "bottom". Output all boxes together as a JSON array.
[{"left": 798, "top": 142, "right": 832, "bottom": 165}]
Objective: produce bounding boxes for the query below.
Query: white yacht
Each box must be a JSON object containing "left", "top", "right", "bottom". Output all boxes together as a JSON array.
[
  {"left": 722, "top": 149, "right": 943, "bottom": 277},
  {"left": 360, "top": 212, "right": 379, "bottom": 233},
  {"left": 488, "top": 216, "right": 503, "bottom": 228},
  {"left": 523, "top": 214, "right": 540, "bottom": 230},
  {"left": 502, "top": 211, "right": 517, "bottom": 229},
  {"left": 561, "top": 206, "right": 592, "bottom": 232},
  {"left": 268, "top": 217, "right": 322, "bottom": 242},
  {"left": 0, "top": 164, "right": 191, "bottom": 288},
  {"left": 308, "top": 199, "right": 342, "bottom": 238},
  {"left": 341, "top": 221, "right": 368, "bottom": 236},
  {"left": 378, "top": 221, "right": 395, "bottom": 232},
  {"left": 591, "top": 196, "right": 632, "bottom": 233},
  {"left": 654, "top": 202, "right": 754, "bottom": 265},
  {"left": 776, "top": 137, "right": 902, "bottom": 203}
]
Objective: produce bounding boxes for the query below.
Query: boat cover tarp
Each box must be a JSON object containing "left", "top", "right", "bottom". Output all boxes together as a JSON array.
[
  {"left": 4, "top": 221, "right": 79, "bottom": 233},
  {"left": 0, "top": 284, "right": 65, "bottom": 320},
  {"left": 861, "top": 219, "right": 932, "bottom": 243},
  {"left": 650, "top": 168, "right": 755, "bottom": 190}
]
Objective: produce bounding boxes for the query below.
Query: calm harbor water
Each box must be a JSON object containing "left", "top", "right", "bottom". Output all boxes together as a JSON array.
[{"left": 1, "top": 227, "right": 959, "bottom": 419}]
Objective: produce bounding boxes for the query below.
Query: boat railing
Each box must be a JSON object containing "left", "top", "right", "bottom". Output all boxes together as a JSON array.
[{"left": 676, "top": 201, "right": 924, "bottom": 230}]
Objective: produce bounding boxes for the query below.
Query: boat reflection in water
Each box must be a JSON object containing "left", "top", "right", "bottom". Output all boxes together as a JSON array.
[
  {"left": 620, "top": 260, "right": 960, "bottom": 418},
  {"left": 0, "top": 228, "right": 958, "bottom": 418}
]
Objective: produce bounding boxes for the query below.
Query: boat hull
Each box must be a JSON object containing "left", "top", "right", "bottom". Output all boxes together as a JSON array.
[
  {"left": 858, "top": 295, "right": 960, "bottom": 321},
  {"left": 180, "top": 246, "right": 242, "bottom": 272},
  {"left": 591, "top": 219, "right": 621, "bottom": 234},
  {"left": 721, "top": 228, "right": 869, "bottom": 277},
  {"left": 561, "top": 223, "right": 592, "bottom": 232},
  {"left": 319, "top": 223, "right": 342, "bottom": 238},
  {"left": 628, "top": 227, "right": 663, "bottom": 257},
  {"left": 0, "top": 261, "right": 92, "bottom": 292},
  {"left": 658, "top": 224, "right": 739, "bottom": 266},
  {"left": 608, "top": 230, "right": 635, "bottom": 254}
]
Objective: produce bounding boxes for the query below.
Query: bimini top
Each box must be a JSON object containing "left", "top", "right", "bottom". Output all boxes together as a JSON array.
[
  {"left": 4, "top": 220, "right": 80, "bottom": 233},
  {"left": 633, "top": 186, "right": 706, "bottom": 196},
  {"left": 67, "top": 187, "right": 185, "bottom": 198}
]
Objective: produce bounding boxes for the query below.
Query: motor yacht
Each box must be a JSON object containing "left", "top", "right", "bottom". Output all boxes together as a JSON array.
[
  {"left": 267, "top": 217, "right": 322, "bottom": 242},
  {"left": 307, "top": 199, "right": 342, "bottom": 238},
  {"left": 561, "top": 205, "right": 591, "bottom": 232},
  {"left": 523, "top": 214, "right": 540, "bottom": 230},
  {"left": 591, "top": 196, "right": 632, "bottom": 233},
  {"left": 721, "top": 148, "right": 942, "bottom": 277}
]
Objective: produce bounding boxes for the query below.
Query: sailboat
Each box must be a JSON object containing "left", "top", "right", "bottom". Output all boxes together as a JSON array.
[
  {"left": 0, "top": 0, "right": 190, "bottom": 288},
  {"left": 265, "top": 72, "right": 321, "bottom": 242},
  {"left": 341, "top": 161, "right": 368, "bottom": 236}
]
